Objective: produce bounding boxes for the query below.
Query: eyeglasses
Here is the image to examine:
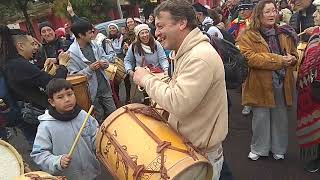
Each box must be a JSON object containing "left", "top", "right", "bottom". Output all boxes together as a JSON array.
[{"left": 263, "top": 9, "right": 277, "bottom": 16}]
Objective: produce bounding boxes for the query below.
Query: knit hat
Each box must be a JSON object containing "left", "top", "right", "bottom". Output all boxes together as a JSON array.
[
  {"left": 192, "top": 3, "right": 209, "bottom": 15},
  {"left": 39, "top": 21, "right": 54, "bottom": 33},
  {"left": 238, "top": 0, "right": 254, "bottom": 11},
  {"left": 134, "top": 24, "right": 150, "bottom": 36},
  {"left": 107, "top": 23, "right": 119, "bottom": 31},
  {"left": 313, "top": 0, "right": 320, "bottom": 9}
]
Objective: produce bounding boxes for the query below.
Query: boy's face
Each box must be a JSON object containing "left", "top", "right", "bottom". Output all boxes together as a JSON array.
[{"left": 49, "top": 88, "right": 76, "bottom": 113}]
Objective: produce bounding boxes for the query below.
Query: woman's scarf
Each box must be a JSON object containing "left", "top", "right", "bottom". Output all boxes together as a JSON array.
[
  {"left": 261, "top": 27, "right": 286, "bottom": 87},
  {"left": 141, "top": 43, "right": 152, "bottom": 54}
]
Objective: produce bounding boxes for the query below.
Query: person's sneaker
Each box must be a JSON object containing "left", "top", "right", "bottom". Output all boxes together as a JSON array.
[
  {"left": 248, "top": 152, "right": 260, "bottom": 161},
  {"left": 273, "top": 154, "right": 285, "bottom": 160},
  {"left": 242, "top": 106, "right": 252, "bottom": 115},
  {"left": 304, "top": 159, "right": 320, "bottom": 173}
]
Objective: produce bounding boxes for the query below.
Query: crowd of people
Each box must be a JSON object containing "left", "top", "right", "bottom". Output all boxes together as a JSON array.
[{"left": 0, "top": 0, "right": 320, "bottom": 179}]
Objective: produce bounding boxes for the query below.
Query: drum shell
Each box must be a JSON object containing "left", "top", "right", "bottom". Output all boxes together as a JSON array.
[
  {"left": 66, "top": 75, "right": 91, "bottom": 111},
  {"left": 96, "top": 104, "right": 213, "bottom": 180},
  {"left": 105, "top": 58, "right": 126, "bottom": 82}
]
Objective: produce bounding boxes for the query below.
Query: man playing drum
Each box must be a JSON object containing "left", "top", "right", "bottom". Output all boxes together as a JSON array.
[
  {"left": 67, "top": 20, "right": 117, "bottom": 123},
  {"left": 133, "top": 0, "right": 228, "bottom": 179}
]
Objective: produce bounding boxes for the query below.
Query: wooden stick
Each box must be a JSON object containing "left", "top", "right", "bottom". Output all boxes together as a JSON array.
[
  {"left": 298, "top": 31, "right": 306, "bottom": 37},
  {"left": 68, "top": 105, "right": 94, "bottom": 156}
]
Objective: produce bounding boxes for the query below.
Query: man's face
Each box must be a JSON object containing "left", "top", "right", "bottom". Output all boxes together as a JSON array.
[
  {"left": 17, "top": 35, "right": 35, "bottom": 60},
  {"left": 31, "top": 38, "right": 40, "bottom": 53},
  {"left": 155, "top": 11, "right": 183, "bottom": 50},
  {"left": 49, "top": 88, "right": 76, "bottom": 113},
  {"left": 40, "top": 26, "right": 55, "bottom": 43},
  {"left": 313, "top": 9, "right": 320, "bottom": 26},
  {"left": 80, "top": 29, "right": 95, "bottom": 43},
  {"left": 292, "top": 0, "right": 312, "bottom": 11}
]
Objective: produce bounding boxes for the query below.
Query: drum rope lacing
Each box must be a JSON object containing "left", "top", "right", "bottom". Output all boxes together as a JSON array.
[{"left": 99, "top": 106, "right": 201, "bottom": 180}]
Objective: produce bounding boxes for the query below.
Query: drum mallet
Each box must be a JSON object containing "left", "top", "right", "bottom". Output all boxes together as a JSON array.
[{"left": 68, "top": 105, "right": 94, "bottom": 156}]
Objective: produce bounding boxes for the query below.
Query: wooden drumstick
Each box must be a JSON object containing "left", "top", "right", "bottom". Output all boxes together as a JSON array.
[
  {"left": 68, "top": 105, "right": 94, "bottom": 156},
  {"left": 298, "top": 31, "right": 306, "bottom": 37}
]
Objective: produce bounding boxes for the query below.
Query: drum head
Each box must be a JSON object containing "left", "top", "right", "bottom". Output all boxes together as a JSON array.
[{"left": 0, "top": 140, "right": 24, "bottom": 180}]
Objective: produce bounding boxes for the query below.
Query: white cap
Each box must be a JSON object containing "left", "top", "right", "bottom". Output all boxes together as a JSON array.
[
  {"left": 134, "top": 24, "right": 150, "bottom": 36},
  {"left": 313, "top": 0, "right": 320, "bottom": 8}
]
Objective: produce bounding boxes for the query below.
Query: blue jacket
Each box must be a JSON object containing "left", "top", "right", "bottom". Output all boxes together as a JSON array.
[
  {"left": 67, "top": 40, "right": 115, "bottom": 101},
  {"left": 30, "top": 110, "right": 100, "bottom": 180},
  {"left": 124, "top": 40, "right": 169, "bottom": 73}
]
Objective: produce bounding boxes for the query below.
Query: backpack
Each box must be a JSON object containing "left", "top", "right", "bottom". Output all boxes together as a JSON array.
[
  {"left": 0, "top": 71, "right": 21, "bottom": 127},
  {"left": 203, "top": 32, "right": 248, "bottom": 89}
]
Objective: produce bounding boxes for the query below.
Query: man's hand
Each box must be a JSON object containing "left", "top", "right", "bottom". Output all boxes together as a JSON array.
[
  {"left": 67, "top": 0, "right": 75, "bottom": 17},
  {"left": 89, "top": 61, "right": 101, "bottom": 71},
  {"left": 304, "top": 26, "right": 319, "bottom": 36},
  {"left": 98, "top": 60, "right": 109, "bottom": 69},
  {"left": 60, "top": 154, "right": 72, "bottom": 169},
  {"left": 286, "top": 54, "right": 297, "bottom": 66},
  {"left": 133, "top": 67, "right": 151, "bottom": 86},
  {"left": 58, "top": 52, "right": 70, "bottom": 66},
  {"left": 44, "top": 58, "right": 56, "bottom": 71}
]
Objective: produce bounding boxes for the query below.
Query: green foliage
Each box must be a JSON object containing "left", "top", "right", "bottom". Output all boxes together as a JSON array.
[{"left": 52, "top": 0, "right": 115, "bottom": 23}]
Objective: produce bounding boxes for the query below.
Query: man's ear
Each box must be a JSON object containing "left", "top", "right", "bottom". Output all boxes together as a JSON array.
[
  {"left": 48, "top": 98, "right": 55, "bottom": 107},
  {"left": 179, "top": 19, "right": 188, "bottom": 31},
  {"left": 15, "top": 41, "right": 24, "bottom": 52}
]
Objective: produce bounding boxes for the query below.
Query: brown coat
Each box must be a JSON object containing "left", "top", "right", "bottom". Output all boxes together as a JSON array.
[{"left": 237, "top": 29, "right": 298, "bottom": 107}]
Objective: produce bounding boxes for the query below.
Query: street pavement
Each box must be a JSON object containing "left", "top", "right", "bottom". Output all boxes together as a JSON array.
[{"left": 6, "top": 82, "right": 320, "bottom": 180}]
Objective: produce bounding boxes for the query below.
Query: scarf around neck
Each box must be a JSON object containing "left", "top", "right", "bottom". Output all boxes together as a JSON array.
[
  {"left": 48, "top": 104, "right": 81, "bottom": 121},
  {"left": 261, "top": 27, "right": 286, "bottom": 87},
  {"left": 141, "top": 43, "right": 152, "bottom": 54}
]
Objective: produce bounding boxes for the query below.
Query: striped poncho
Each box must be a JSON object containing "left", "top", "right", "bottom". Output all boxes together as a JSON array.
[{"left": 297, "top": 27, "right": 320, "bottom": 159}]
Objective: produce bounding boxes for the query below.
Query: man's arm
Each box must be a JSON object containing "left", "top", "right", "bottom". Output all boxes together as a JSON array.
[{"left": 141, "top": 58, "right": 214, "bottom": 116}]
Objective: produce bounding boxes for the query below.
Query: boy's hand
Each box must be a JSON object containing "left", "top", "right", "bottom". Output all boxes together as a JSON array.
[
  {"left": 60, "top": 154, "right": 72, "bottom": 169},
  {"left": 98, "top": 60, "right": 109, "bottom": 69},
  {"left": 89, "top": 61, "right": 101, "bottom": 71}
]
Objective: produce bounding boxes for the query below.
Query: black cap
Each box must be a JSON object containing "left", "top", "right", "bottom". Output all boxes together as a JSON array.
[
  {"left": 192, "top": 3, "right": 209, "bottom": 15},
  {"left": 238, "top": 0, "right": 254, "bottom": 11},
  {"left": 38, "top": 21, "right": 54, "bottom": 33}
]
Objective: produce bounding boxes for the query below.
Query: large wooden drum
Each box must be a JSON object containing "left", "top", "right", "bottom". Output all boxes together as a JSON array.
[
  {"left": 66, "top": 75, "right": 91, "bottom": 111},
  {"left": 0, "top": 140, "right": 24, "bottom": 180},
  {"left": 96, "top": 104, "right": 213, "bottom": 180}
]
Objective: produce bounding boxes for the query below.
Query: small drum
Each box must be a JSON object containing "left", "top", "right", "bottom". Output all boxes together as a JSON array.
[
  {"left": 0, "top": 140, "right": 24, "bottom": 180},
  {"left": 15, "top": 171, "right": 67, "bottom": 180},
  {"left": 105, "top": 58, "right": 126, "bottom": 83},
  {"left": 96, "top": 104, "right": 213, "bottom": 180},
  {"left": 66, "top": 75, "right": 91, "bottom": 111}
]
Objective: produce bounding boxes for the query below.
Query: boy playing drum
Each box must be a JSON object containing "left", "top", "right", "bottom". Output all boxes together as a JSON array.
[{"left": 30, "top": 78, "right": 100, "bottom": 180}]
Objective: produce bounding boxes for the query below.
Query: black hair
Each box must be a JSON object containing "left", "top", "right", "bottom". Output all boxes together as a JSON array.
[
  {"left": 46, "top": 78, "right": 73, "bottom": 99},
  {"left": 70, "top": 19, "right": 94, "bottom": 38},
  {"left": 0, "top": 26, "right": 24, "bottom": 70}
]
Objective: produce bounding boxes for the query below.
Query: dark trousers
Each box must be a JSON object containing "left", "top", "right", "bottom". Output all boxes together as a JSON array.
[{"left": 220, "top": 160, "right": 234, "bottom": 180}]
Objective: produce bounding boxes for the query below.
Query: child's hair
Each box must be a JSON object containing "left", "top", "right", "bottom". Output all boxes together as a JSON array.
[{"left": 46, "top": 78, "right": 73, "bottom": 99}]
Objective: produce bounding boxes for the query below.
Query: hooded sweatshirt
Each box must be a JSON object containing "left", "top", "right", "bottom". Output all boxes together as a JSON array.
[
  {"left": 30, "top": 109, "right": 100, "bottom": 180},
  {"left": 141, "top": 28, "right": 228, "bottom": 150}
]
